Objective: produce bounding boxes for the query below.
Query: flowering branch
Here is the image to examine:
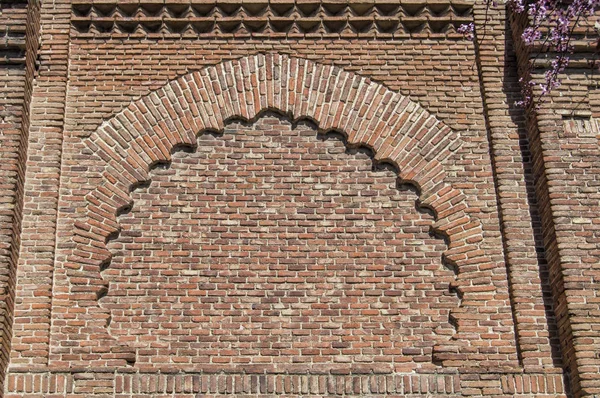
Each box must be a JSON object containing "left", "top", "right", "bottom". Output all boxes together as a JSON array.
[{"left": 462, "top": 0, "right": 600, "bottom": 107}]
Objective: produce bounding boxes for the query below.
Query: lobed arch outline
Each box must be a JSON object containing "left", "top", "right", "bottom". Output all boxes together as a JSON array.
[{"left": 70, "top": 53, "right": 501, "bottom": 367}]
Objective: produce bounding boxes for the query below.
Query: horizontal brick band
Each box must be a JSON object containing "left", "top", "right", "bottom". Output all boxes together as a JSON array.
[
  {"left": 5, "top": 371, "right": 461, "bottom": 395},
  {"left": 5, "top": 370, "right": 567, "bottom": 396},
  {"left": 70, "top": 0, "right": 473, "bottom": 38}
]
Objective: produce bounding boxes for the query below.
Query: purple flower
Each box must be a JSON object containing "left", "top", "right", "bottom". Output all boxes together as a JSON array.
[
  {"left": 458, "top": 22, "right": 475, "bottom": 40},
  {"left": 479, "top": 0, "right": 599, "bottom": 106}
]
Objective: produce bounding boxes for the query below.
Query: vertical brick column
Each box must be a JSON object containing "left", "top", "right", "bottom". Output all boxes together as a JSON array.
[
  {"left": 0, "top": 64, "right": 25, "bottom": 397},
  {"left": 510, "top": 10, "right": 600, "bottom": 398},
  {"left": 533, "top": 94, "right": 600, "bottom": 398},
  {"left": 0, "top": 1, "right": 40, "bottom": 395},
  {"left": 8, "top": 0, "right": 70, "bottom": 372},
  {"left": 472, "top": 4, "right": 561, "bottom": 371},
  {"left": 0, "top": 46, "right": 26, "bottom": 398}
]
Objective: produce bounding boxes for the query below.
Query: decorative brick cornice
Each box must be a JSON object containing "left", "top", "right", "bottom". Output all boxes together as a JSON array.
[
  {"left": 0, "top": 2, "right": 27, "bottom": 64},
  {"left": 70, "top": 0, "right": 472, "bottom": 39}
]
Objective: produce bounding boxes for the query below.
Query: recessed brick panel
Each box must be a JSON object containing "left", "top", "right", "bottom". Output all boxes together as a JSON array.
[
  {"left": 47, "top": 53, "right": 522, "bottom": 373},
  {"left": 103, "top": 114, "right": 458, "bottom": 370}
]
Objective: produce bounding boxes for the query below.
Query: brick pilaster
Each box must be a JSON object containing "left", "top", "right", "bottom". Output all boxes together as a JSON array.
[
  {"left": 472, "top": 4, "right": 561, "bottom": 372},
  {"left": 8, "top": 0, "right": 70, "bottom": 372}
]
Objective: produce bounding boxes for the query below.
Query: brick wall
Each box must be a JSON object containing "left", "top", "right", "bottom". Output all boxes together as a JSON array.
[
  {"left": 0, "top": 64, "right": 24, "bottom": 398},
  {"left": 2, "top": 0, "right": 591, "bottom": 396},
  {"left": 472, "top": 3, "right": 560, "bottom": 371}
]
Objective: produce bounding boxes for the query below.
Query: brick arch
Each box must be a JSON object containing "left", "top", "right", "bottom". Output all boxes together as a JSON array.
[{"left": 72, "top": 53, "right": 498, "bottom": 367}]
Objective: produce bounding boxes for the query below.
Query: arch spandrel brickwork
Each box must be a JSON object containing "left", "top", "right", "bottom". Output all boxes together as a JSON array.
[{"left": 52, "top": 53, "right": 519, "bottom": 371}]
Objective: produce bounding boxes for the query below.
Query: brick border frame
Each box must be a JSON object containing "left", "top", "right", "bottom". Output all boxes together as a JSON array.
[{"left": 48, "top": 53, "right": 518, "bottom": 368}]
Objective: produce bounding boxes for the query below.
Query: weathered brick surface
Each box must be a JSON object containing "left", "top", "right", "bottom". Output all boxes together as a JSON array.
[
  {"left": 4, "top": 0, "right": 597, "bottom": 396},
  {"left": 5, "top": 369, "right": 570, "bottom": 397},
  {"left": 0, "top": 64, "right": 25, "bottom": 398},
  {"left": 43, "top": 53, "right": 520, "bottom": 372}
]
